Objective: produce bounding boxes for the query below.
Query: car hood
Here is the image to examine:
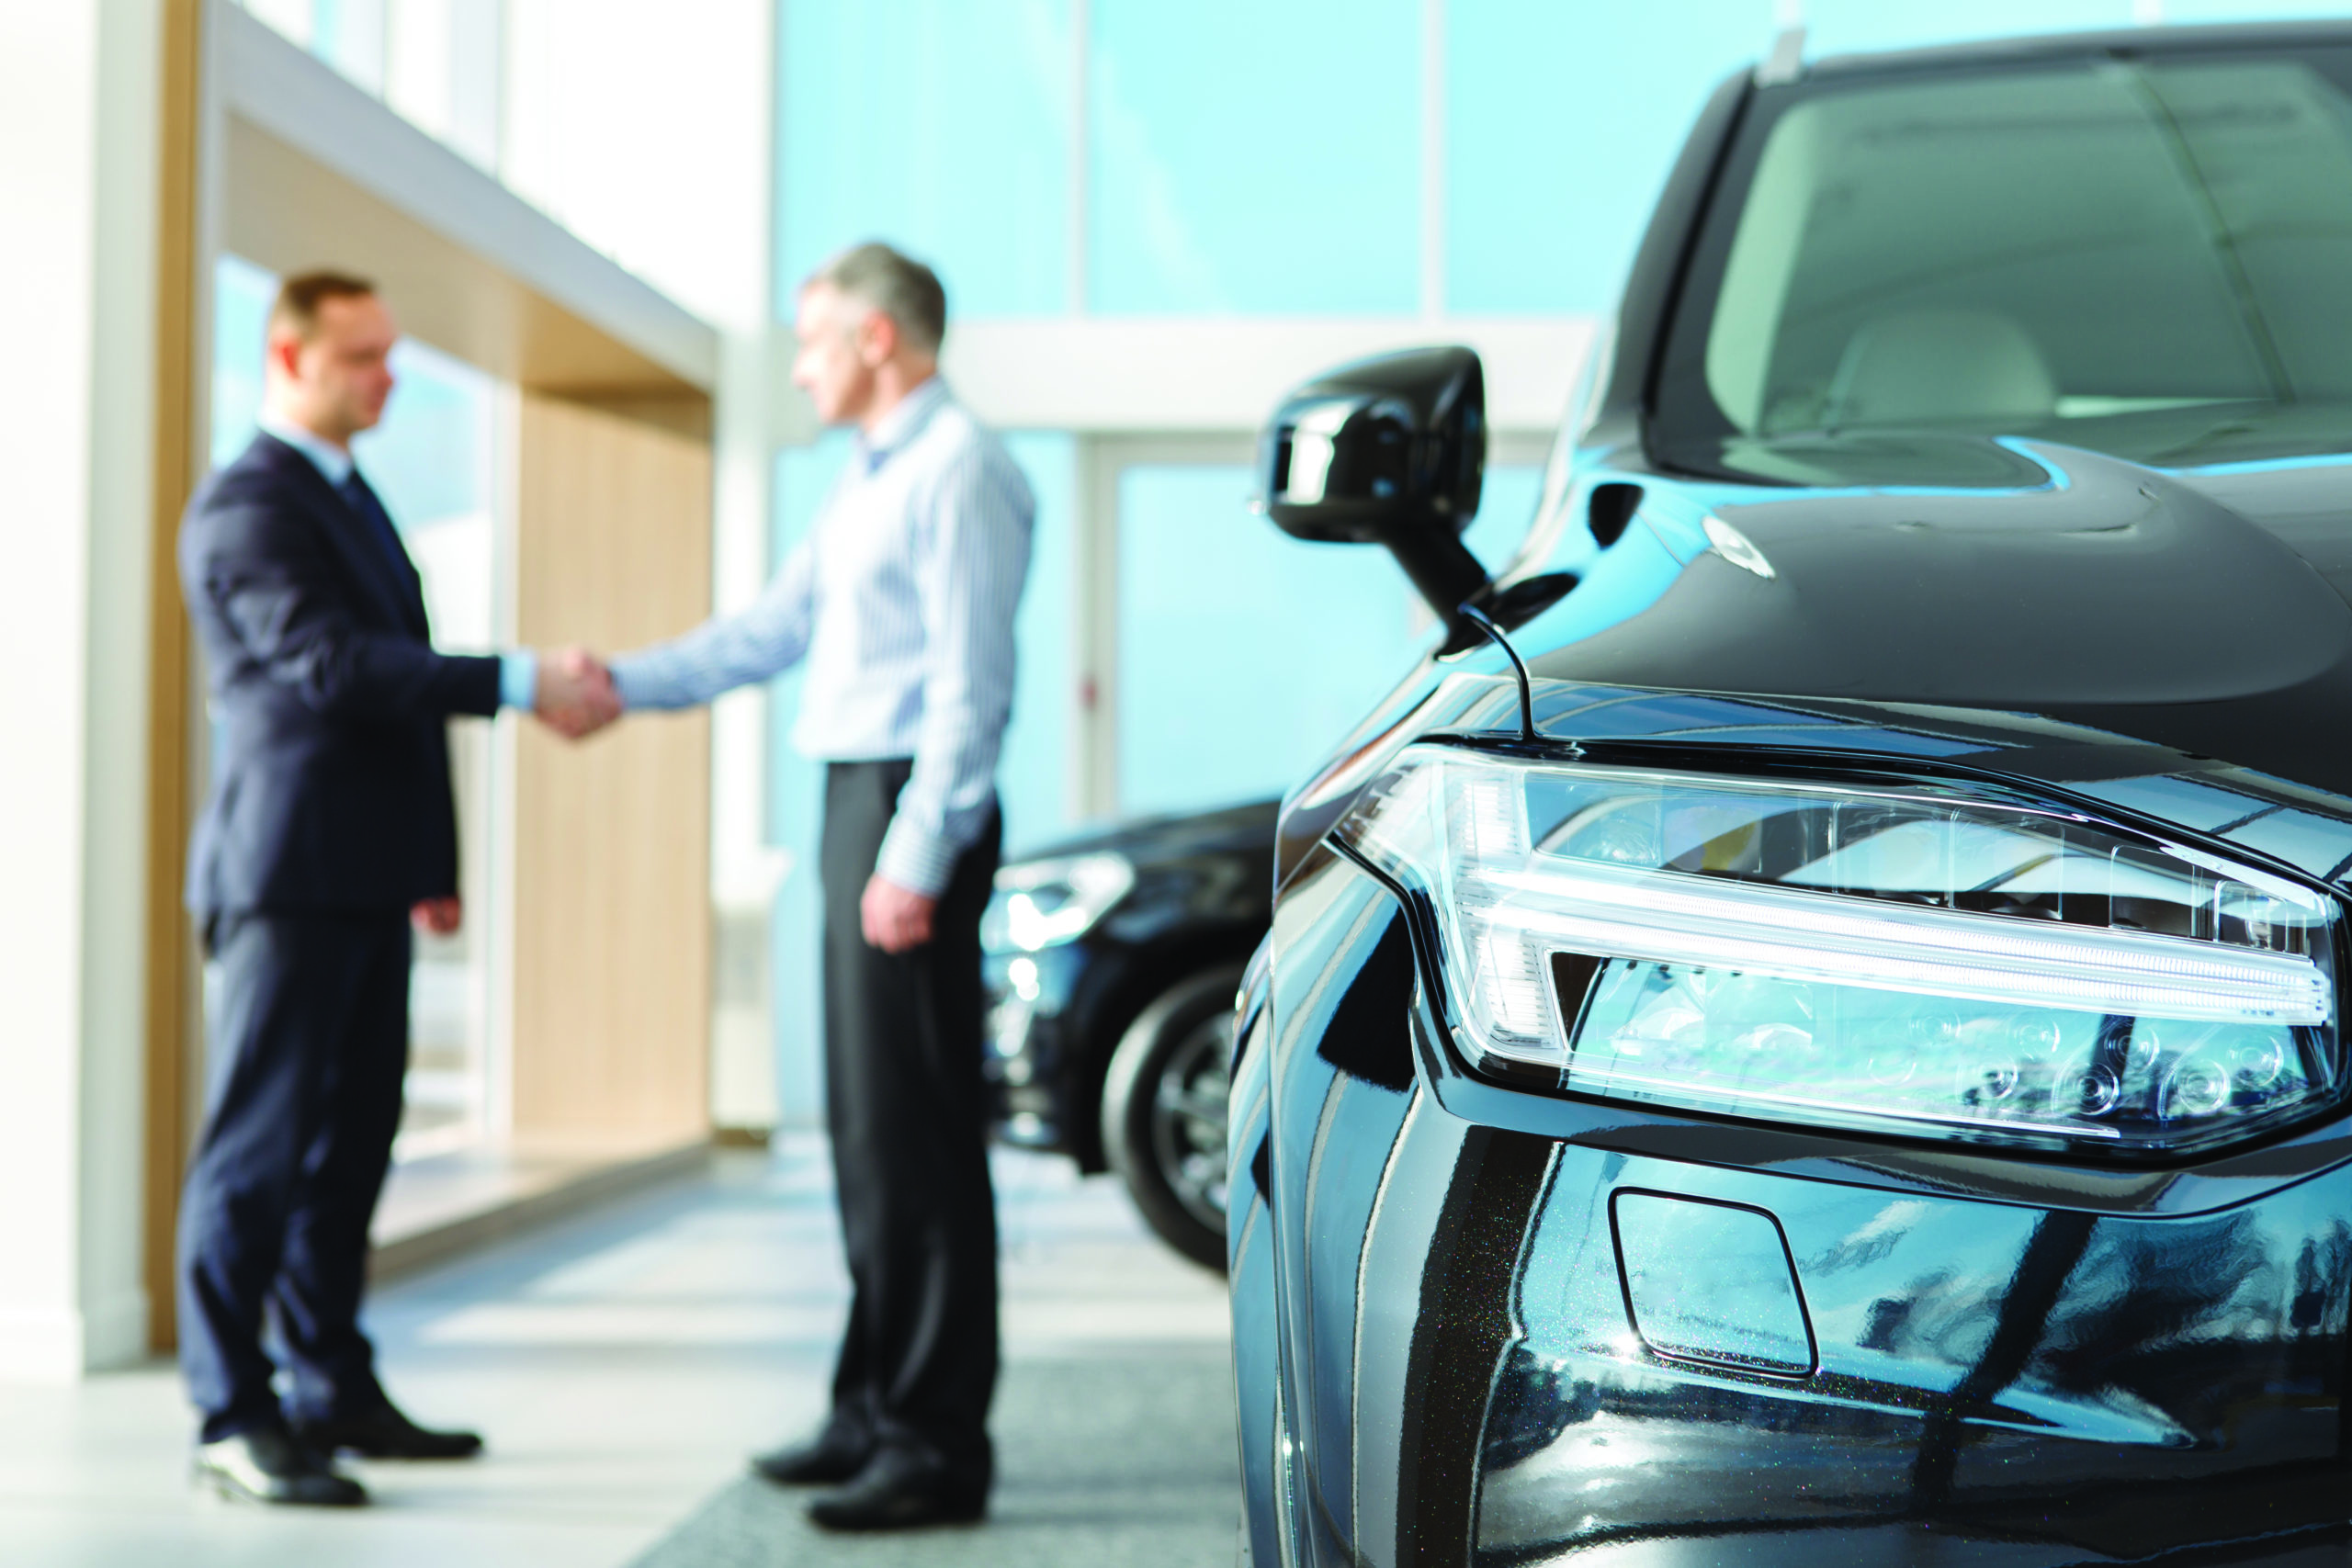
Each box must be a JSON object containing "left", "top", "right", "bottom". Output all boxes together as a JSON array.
[
  {"left": 1005, "top": 798, "right": 1279, "bottom": 872},
  {"left": 1503, "top": 434, "right": 2352, "bottom": 795}
]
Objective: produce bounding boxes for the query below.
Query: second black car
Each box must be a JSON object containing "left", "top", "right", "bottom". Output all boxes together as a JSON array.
[{"left": 981, "top": 799, "right": 1273, "bottom": 1268}]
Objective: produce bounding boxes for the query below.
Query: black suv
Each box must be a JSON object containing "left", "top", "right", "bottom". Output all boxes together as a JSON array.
[
  {"left": 981, "top": 800, "right": 1273, "bottom": 1269},
  {"left": 1230, "top": 21, "right": 2352, "bottom": 1567}
]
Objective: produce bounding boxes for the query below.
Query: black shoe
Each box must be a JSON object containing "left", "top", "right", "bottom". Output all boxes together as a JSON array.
[
  {"left": 807, "top": 1446, "right": 986, "bottom": 1532},
  {"left": 195, "top": 1427, "right": 368, "bottom": 1507},
  {"left": 751, "top": 1426, "right": 872, "bottom": 1486},
  {"left": 292, "top": 1401, "right": 483, "bottom": 1461}
]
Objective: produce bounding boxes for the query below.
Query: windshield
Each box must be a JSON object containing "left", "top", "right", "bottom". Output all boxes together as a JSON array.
[{"left": 1652, "top": 45, "right": 2352, "bottom": 480}]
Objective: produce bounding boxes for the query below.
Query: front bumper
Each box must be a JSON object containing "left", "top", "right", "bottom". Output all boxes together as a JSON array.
[
  {"left": 982, "top": 944, "right": 1095, "bottom": 1156},
  {"left": 1238, "top": 851, "right": 2352, "bottom": 1568},
  {"left": 1476, "top": 1137, "right": 2348, "bottom": 1562},
  {"left": 985, "top": 993, "right": 1065, "bottom": 1149}
]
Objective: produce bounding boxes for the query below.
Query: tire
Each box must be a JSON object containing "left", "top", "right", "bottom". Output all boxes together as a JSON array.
[{"left": 1101, "top": 964, "right": 1242, "bottom": 1273}]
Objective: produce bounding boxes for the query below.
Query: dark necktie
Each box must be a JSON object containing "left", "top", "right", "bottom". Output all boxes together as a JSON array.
[{"left": 338, "top": 469, "right": 411, "bottom": 585}]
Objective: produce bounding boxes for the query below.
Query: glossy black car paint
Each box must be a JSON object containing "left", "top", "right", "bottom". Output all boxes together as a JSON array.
[
  {"left": 1232, "top": 22, "right": 2352, "bottom": 1568},
  {"left": 984, "top": 799, "right": 1273, "bottom": 1171}
]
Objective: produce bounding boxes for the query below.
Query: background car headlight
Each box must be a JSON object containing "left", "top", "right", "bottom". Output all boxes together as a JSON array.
[
  {"left": 982, "top": 852, "right": 1136, "bottom": 953},
  {"left": 1335, "top": 745, "right": 2343, "bottom": 1156}
]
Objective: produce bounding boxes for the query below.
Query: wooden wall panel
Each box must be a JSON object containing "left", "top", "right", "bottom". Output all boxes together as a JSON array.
[{"left": 512, "top": 393, "right": 714, "bottom": 1147}]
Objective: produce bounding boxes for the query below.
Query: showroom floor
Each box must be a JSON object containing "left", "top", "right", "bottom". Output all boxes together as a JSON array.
[{"left": 0, "top": 1141, "right": 1238, "bottom": 1566}]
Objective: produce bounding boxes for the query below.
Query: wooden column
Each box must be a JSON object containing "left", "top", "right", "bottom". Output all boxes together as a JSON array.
[
  {"left": 511, "top": 391, "right": 716, "bottom": 1152},
  {"left": 142, "top": 0, "right": 206, "bottom": 1352}
]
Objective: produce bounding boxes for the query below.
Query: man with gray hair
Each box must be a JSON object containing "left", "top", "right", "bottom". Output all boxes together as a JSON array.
[{"left": 577, "top": 242, "right": 1031, "bottom": 1530}]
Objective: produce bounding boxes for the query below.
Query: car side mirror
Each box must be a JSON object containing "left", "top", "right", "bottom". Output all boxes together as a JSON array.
[{"left": 1258, "top": 345, "right": 1492, "bottom": 629}]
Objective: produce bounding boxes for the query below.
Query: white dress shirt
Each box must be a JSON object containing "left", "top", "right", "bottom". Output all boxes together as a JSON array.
[{"left": 610, "top": 378, "right": 1035, "bottom": 897}]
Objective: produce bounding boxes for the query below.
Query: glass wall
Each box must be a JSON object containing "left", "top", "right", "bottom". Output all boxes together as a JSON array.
[
  {"left": 768, "top": 0, "right": 2352, "bottom": 326},
  {"left": 1446, "top": 1, "right": 1764, "bottom": 313},
  {"left": 209, "top": 255, "right": 506, "bottom": 1161},
  {"left": 1111, "top": 459, "right": 1542, "bottom": 819},
  {"left": 776, "top": 0, "right": 1071, "bottom": 318},
  {"left": 1087, "top": 0, "right": 1421, "bottom": 314},
  {"left": 1806, "top": 0, "right": 2352, "bottom": 55},
  {"left": 1113, "top": 463, "right": 1415, "bottom": 817}
]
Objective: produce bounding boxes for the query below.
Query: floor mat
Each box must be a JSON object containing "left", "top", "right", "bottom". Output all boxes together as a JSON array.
[{"left": 628, "top": 1345, "right": 1238, "bottom": 1567}]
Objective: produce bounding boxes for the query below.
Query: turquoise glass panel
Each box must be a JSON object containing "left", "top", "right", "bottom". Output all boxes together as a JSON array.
[
  {"left": 777, "top": 0, "right": 1071, "bottom": 320},
  {"left": 2165, "top": 0, "right": 2352, "bottom": 17},
  {"left": 1115, "top": 465, "right": 1425, "bottom": 818},
  {"left": 1446, "top": 0, "right": 1763, "bottom": 313},
  {"left": 211, "top": 254, "right": 274, "bottom": 468},
  {"left": 1000, "top": 433, "right": 1077, "bottom": 855},
  {"left": 1804, "top": 0, "right": 2131, "bottom": 55},
  {"left": 1088, "top": 0, "right": 1420, "bottom": 314}
]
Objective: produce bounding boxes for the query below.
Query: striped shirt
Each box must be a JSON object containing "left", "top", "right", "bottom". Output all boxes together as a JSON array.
[{"left": 610, "top": 378, "right": 1034, "bottom": 897}]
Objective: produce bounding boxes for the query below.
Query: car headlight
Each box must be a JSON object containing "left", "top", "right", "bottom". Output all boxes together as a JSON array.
[
  {"left": 1335, "top": 744, "right": 2343, "bottom": 1156},
  {"left": 982, "top": 852, "right": 1136, "bottom": 953}
]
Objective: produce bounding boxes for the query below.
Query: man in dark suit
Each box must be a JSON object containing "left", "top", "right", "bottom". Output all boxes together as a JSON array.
[{"left": 176, "top": 272, "right": 617, "bottom": 1507}]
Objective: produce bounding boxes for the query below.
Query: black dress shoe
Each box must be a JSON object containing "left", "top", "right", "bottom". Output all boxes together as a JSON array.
[
  {"left": 807, "top": 1446, "right": 986, "bottom": 1532},
  {"left": 751, "top": 1426, "right": 872, "bottom": 1486},
  {"left": 292, "top": 1402, "right": 483, "bottom": 1461},
  {"left": 195, "top": 1427, "right": 368, "bottom": 1507}
]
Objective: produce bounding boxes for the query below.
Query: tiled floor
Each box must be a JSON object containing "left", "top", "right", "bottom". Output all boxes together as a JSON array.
[{"left": 0, "top": 1140, "right": 1237, "bottom": 1567}]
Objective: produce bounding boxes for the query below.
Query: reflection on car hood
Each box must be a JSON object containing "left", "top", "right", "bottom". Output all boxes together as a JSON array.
[
  {"left": 1004, "top": 798, "right": 1279, "bottom": 871},
  {"left": 1501, "top": 434, "right": 2352, "bottom": 796}
]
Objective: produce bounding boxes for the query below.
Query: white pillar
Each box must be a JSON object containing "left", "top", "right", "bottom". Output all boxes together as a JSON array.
[
  {"left": 0, "top": 0, "right": 163, "bottom": 1378},
  {"left": 709, "top": 317, "right": 790, "bottom": 1134}
]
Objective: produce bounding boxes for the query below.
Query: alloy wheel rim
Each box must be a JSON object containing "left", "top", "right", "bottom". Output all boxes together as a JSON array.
[{"left": 1149, "top": 1014, "right": 1231, "bottom": 1231}]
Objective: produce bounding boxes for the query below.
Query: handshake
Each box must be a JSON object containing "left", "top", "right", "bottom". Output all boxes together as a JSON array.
[{"left": 532, "top": 646, "right": 624, "bottom": 740}]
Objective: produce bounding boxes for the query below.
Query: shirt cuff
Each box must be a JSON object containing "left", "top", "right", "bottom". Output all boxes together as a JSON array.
[
  {"left": 607, "top": 656, "right": 645, "bottom": 709},
  {"left": 874, "top": 821, "right": 959, "bottom": 900},
  {"left": 499, "top": 649, "right": 538, "bottom": 711}
]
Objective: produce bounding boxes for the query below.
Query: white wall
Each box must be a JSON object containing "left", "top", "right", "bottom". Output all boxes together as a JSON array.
[{"left": 0, "top": 0, "right": 162, "bottom": 1377}]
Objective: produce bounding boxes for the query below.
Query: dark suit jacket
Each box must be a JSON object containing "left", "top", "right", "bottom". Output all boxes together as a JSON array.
[{"left": 180, "top": 433, "right": 503, "bottom": 916}]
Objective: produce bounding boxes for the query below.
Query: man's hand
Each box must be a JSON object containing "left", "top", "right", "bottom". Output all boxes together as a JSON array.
[
  {"left": 412, "top": 896, "right": 462, "bottom": 936},
  {"left": 537, "top": 646, "right": 622, "bottom": 739},
  {"left": 860, "top": 874, "right": 938, "bottom": 954}
]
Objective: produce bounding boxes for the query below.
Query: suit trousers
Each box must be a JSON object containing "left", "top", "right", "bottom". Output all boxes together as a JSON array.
[
  {"left": 819, "top": 760, "right": 1002, "bottom": 1488},
  {"left": 178, "top": 911, "right": 410, "bottom": 1442}
]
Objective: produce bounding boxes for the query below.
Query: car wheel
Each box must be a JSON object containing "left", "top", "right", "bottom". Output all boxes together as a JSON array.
[{"left": 1101, "top": 964, "right": 1241, "bottom": 1272}]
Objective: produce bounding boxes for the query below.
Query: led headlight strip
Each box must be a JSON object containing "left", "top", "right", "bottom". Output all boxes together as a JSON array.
[{"left": 1468, "top": 859, "right": 2329, "bottom": 1027}]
